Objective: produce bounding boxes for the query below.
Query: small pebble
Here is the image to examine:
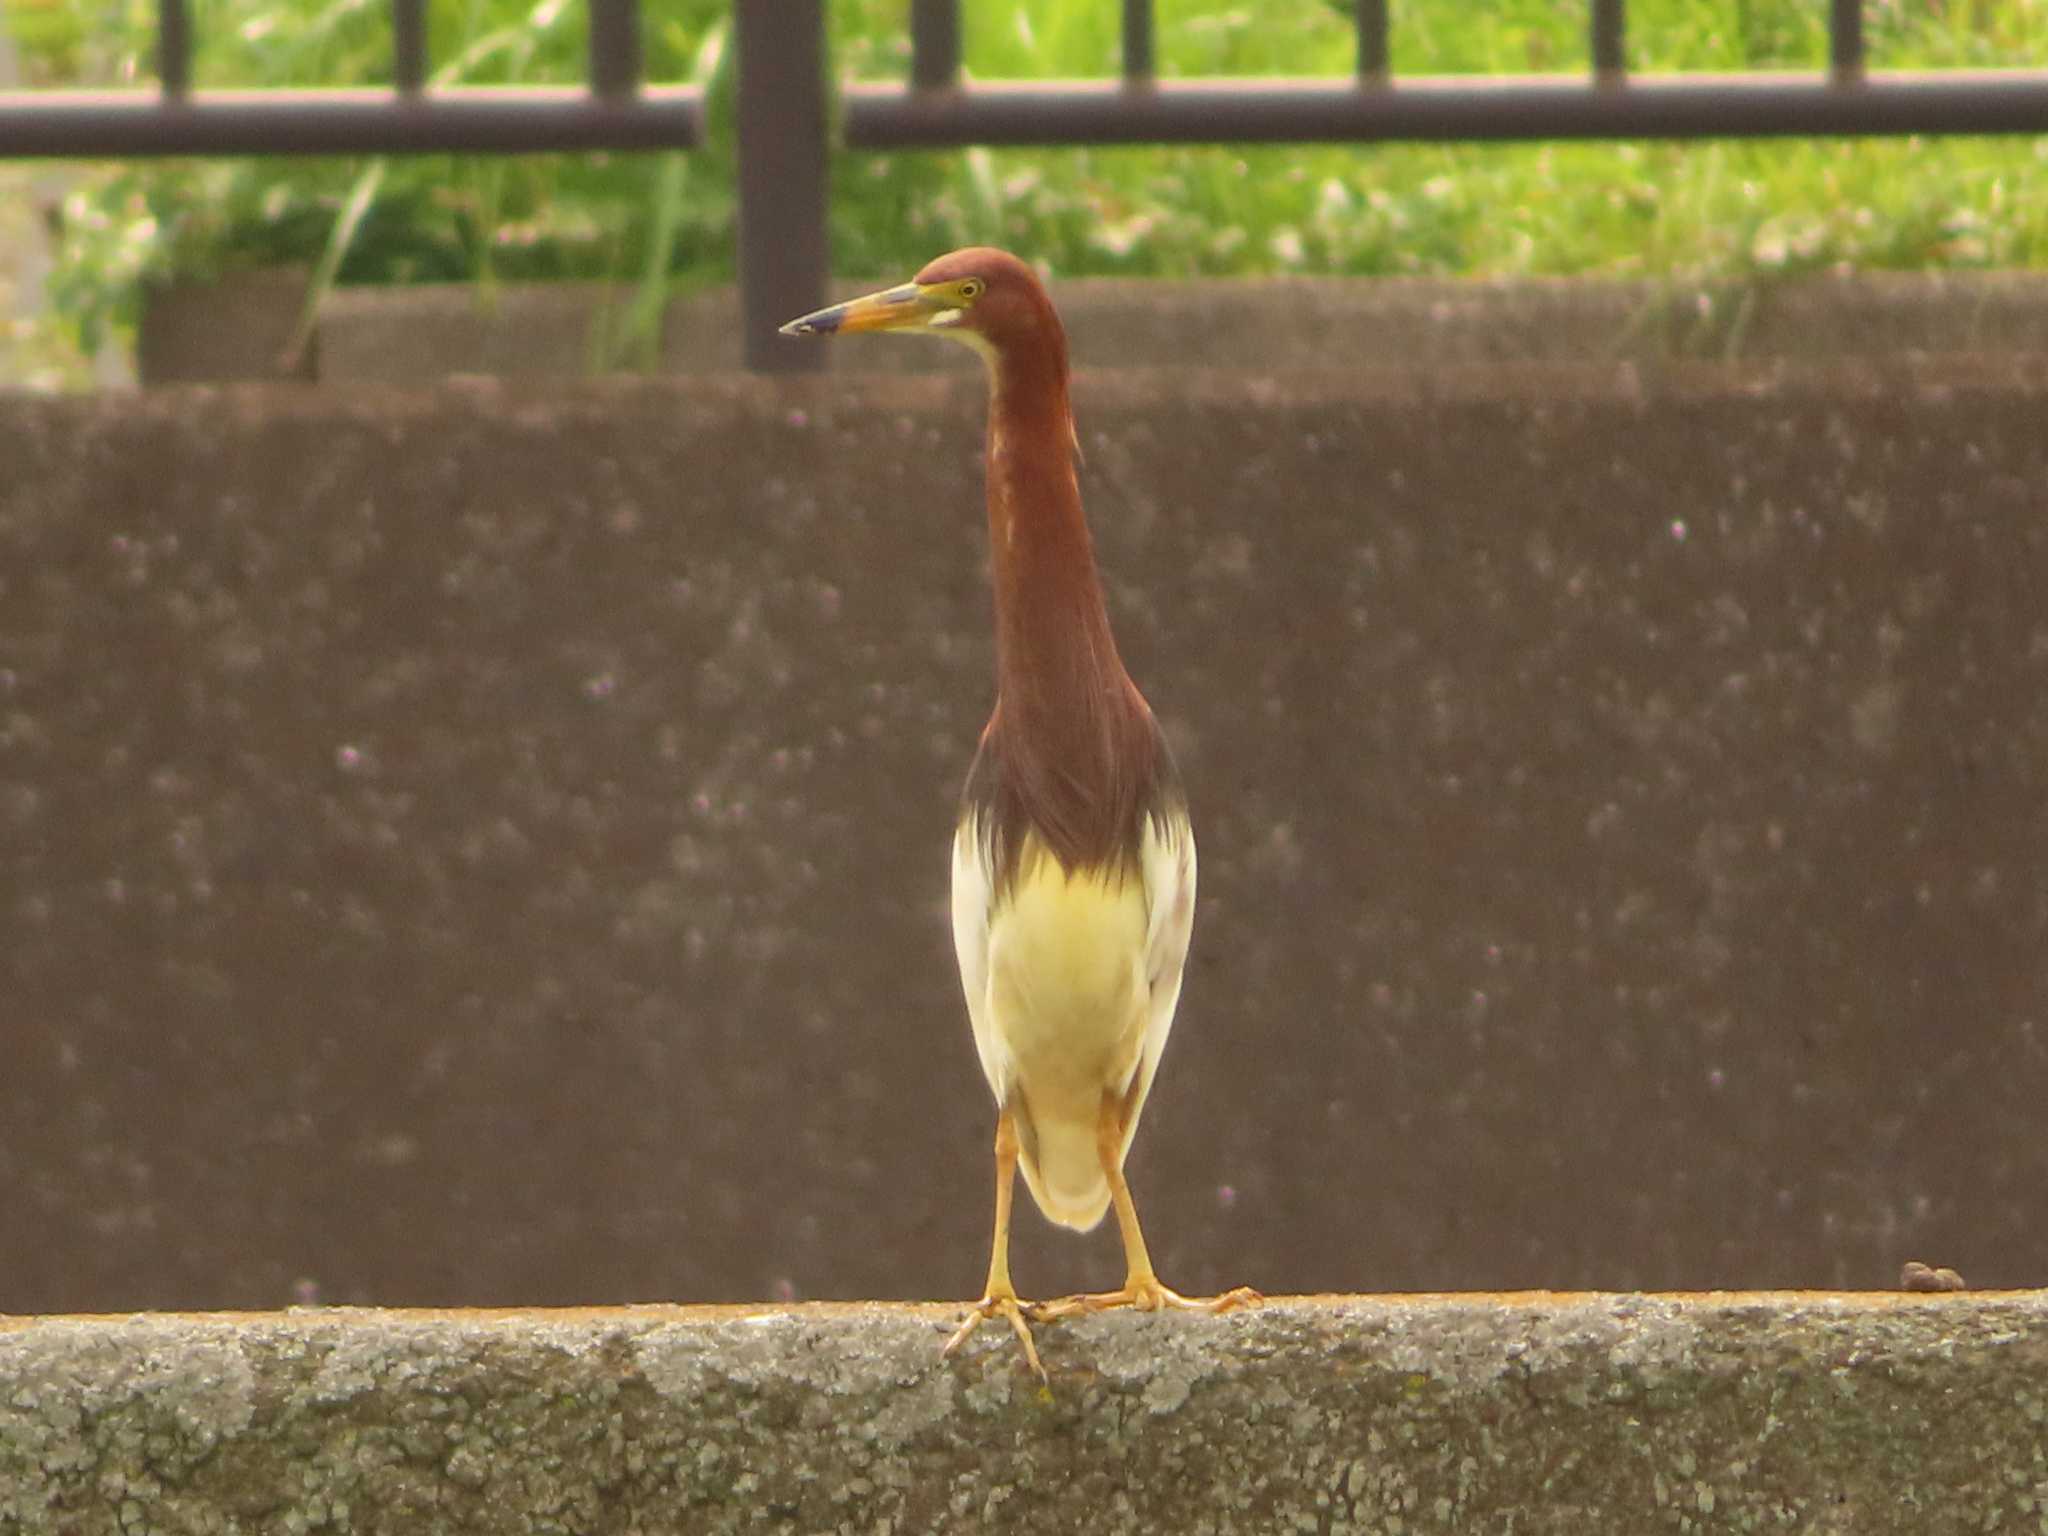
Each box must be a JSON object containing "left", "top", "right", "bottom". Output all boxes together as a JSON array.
[{"left": 1899, "top": 1260, "right": 1966, "bottom": 1292}]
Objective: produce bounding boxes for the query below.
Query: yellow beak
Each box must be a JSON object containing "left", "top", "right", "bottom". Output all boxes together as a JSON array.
[{"left": 779, "top": 283, "right": 951, "bottom": 338}]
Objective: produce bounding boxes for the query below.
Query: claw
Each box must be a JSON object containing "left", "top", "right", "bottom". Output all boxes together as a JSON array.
[
  {"left": 943, "top": 1291, "right": 1049, "bottom": 1384},
  {"left": 1207, "top": 1284, "right": 1264, "bottom": 1313}
]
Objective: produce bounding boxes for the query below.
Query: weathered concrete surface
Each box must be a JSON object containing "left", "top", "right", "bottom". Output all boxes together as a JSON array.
[
  {"left": 136, "top": 269, "right": 315, "bottom": 386},
  {"left": 3, "top": 1295, "right": 2045, "bottom": 1534},
  {"left": 2, "top": 359, "right": 2046, "bottom": 1316},
  {"left": 140, "top": 270, "right": 2048, "bottom": 383}
]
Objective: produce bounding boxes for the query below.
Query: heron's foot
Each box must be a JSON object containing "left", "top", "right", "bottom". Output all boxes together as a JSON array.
[
  {"left": 1032, "top": 1278, "right": 1263, "bottom": 1321},
  {"left": 943, "top": 1289, "right": 1048, "bottom": 1384}
]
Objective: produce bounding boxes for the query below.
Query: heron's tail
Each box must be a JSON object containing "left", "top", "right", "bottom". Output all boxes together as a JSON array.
[{"left": 1016, "top": 1114, "right": 1112, "bottom": 1232}]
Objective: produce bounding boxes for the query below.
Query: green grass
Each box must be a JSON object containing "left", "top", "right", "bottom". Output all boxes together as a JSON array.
[
  {"left": 830, "top": 0, "right": 2048, "bottom": 282},
  {"left": 8, "top": 0, "right": 2048, "bottom": 373}
]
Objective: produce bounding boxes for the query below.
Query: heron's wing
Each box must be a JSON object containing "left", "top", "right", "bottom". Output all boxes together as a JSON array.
[
  {"left": 951, "top": 808, "right": 1008, "bottom": 1105},
  {"left": 1116, "top": 798, "right": 1196, "bottom": 1164}
]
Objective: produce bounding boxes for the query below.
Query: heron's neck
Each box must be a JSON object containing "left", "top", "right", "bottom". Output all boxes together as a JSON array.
[{"left": 983, "top": 353, "right": 1126, "bottom": 740}]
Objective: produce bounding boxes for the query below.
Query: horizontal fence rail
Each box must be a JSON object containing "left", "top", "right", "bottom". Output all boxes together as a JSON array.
[
  {"left": 0, "top": 88, "right": 705, "bottom": 156},
  {"left": 854, "top": 0, "right": 2048, "bottom": 148},
  {"left": 841, "top": 71, "right": 2048, "bottom": 148},
  {"left": 0, "top": 0, "right": 700, "bottom": 156}
]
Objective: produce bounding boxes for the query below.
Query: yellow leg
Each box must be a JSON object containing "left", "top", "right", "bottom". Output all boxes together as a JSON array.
[
  {"left": 1034, "top": 1093, "right": 1262, "bottom": 1320},
  {"left": 942, "top": 1104, "right": 1049, "bottom": 1382}
]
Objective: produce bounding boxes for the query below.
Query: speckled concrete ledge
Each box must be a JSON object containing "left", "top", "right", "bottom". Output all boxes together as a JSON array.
[
  {"left": 4, "top": 1294, "right": 2046, "bottom": 1534},
  {"left": 138, "top": 269, "right": 2048, "bottom": 383}
]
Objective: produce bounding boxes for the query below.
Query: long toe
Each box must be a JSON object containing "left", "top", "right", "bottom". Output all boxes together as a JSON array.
[
  {"left": 1129, "top": 1280, "right": 1264, "bottom": 1314},
  {"left": 1033, "top": 1280, "right": 1263, "bottom": 1319},
  {"left": 1200, "top": 1284, "right": 1264, "bottom": 1315},
  {"left": 944, "top": 1294, "right": 1048, "bottom": 1384},
  {"left": 1028, "top": 1281, "right": 1163, "bottom": 1318},
  {"left": 1026, "top": 1290, "right": 1121, "bottom": 1322}
]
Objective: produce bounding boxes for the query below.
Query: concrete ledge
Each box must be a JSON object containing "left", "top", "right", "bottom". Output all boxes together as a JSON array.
[
  {"left": 5, "top": 1295, "right": 2047, "bottom": 1533},
  {"left": 135, "top": 269, "right": 2048, "bottom": 383}
]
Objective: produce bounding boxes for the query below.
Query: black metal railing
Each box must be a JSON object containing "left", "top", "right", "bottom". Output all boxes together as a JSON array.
[
  {"left": 0, "top": 0, "right": 697, "bottom": 154},
  {"left": 842, "top": 0, "right": 2048, "bottom": 147},
  {"left": 5, "top": 0, "right": 2048, "bottom": 372}
]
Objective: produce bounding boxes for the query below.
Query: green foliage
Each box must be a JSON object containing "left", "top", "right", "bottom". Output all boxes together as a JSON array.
[
  {"left": 7, "top": 0, "right": 2048, "bottom": 372},
  {"left": 837, "top": 0, "right": 2048, "bottom": 281}
]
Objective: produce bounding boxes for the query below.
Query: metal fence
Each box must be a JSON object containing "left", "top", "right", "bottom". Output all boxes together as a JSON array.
[
  {"left": 4, "top": 0, "right": 2048, "bottom": 371},
  {"left": 0, "top": 0, "right": 700, "bottom": 154}
]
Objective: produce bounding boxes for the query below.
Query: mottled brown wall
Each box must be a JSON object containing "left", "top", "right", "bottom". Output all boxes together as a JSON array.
[{"left": 2, "top": 360, "right": 2044, "bottom": 1315}]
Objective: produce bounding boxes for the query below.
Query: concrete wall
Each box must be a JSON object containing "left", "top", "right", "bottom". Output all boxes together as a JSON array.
[
  {"left": 5, "top": 1296, "right": 2047, "bottom": 1534},
  {"left": 2, "top": 356, "right": 2045, "bottom": 1315}
]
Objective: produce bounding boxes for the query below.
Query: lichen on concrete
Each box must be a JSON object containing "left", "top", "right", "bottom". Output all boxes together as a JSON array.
[{"left": 4, "top": 1294, "right": 2046, "bottom": 1533}]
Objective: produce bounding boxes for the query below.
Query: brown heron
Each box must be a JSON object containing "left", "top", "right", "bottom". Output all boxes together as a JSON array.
[{"left": 782, "top": 248, "right": 1256, "bottom": 1381}]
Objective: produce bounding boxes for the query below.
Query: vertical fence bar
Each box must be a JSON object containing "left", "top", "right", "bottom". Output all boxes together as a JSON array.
[
  {"left": 911, "top": 0, "right": 960, "bottom": 89},
  {"left": 1122, "top": 0, "right": 1154, "bottom": 82},
  {"left": 158, "top": 0, "right": 191, "bottom": 98},
  {"left": 736, "top": 0, "right": 827, "bottom": 372},
  {"left": 1356, "top": 0, "right": 1389, "bottom": 82},
  {"left": 1830, "top": 0, "right": 1865, "bottom": 80},
  {"left": 589, "top": 0, "right": 641, "bottom": 100},
  {"left": 393, "top": 0, "right": 426, "bottom": 95},
  {"left": 1590, "top": 0, "right": 1625, "bottom": 79}
]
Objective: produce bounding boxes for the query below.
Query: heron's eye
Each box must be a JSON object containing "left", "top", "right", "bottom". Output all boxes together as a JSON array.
[{"left": 958, "top": 278, "right": 986, "bottom": 301}]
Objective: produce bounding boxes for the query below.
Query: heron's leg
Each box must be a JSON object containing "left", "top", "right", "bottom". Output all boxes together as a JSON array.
[
  {"left": 942, "top": 1104, "right": 1047, "bottom": 1382},
  {"left": 1033, "top": 1092, "right": 1262, "bottom": 1320}
]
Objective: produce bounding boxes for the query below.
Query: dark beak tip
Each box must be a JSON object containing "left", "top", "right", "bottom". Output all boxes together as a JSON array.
[{"left": 779, "top": 313, "right": 839, "bottom": 339}]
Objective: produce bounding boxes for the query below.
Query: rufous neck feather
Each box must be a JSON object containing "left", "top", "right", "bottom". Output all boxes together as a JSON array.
[
  {"left": 981, "top": 345, "right": 1124, "bottom": 726},
  {"left": 963, "top": 312, "right": 1163, "bottom": 880}
]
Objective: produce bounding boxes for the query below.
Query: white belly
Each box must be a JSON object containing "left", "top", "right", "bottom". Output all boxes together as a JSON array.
[
  {"left": 952, "top": 813, "right": 1195, "bottom": 1232},
  {"left": 985, "top": 852, "right": 1150, "bottom": 1111}
]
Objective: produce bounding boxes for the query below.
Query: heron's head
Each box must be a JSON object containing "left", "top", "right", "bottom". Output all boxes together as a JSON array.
[{"left": 779, "top": 246, "right": 1063, "bottom": 369}]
